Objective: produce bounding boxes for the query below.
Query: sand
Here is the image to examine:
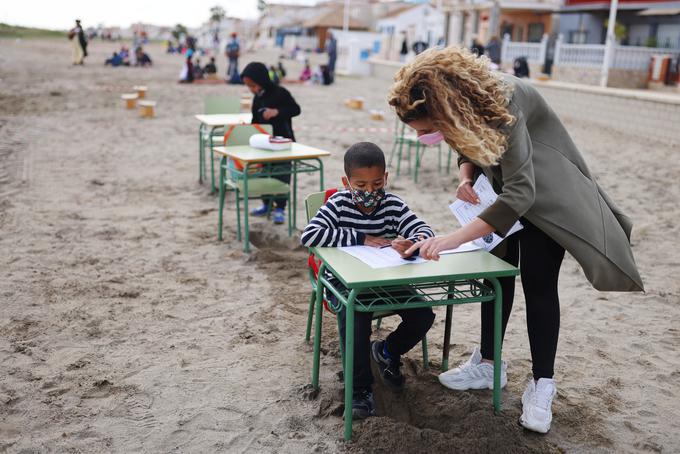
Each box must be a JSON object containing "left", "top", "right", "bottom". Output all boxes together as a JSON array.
[{"left": 1, "top": 39, "right": 679, "bottom": 453}]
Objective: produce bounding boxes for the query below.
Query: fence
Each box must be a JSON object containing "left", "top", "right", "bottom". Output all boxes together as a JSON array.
[{"left": 501, "top": 33, "right": 680, "bottom": 71}]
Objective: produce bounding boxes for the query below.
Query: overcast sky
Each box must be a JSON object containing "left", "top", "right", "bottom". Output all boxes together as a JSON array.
[{"left": 0, "top": 0, "right": 319, "bottom": 30}]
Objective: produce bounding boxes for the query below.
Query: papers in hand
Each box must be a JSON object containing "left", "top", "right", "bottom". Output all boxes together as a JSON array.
[
  {"left": 338, "top": 245, "right": 425, "bottom": 269},
  {"left": 449, "top": 175, "right": 523, "bottom": 251},
  {"left": 249, "top": 133, "right": 292, "bottom": 151}
]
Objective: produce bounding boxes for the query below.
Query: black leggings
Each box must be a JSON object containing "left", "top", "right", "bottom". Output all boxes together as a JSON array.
[
  {"left": 262, "top": 161, "right": 291, "bottom": 210},
  {"left": 480, "top": 219, "right": 565, "bottom": 380}
]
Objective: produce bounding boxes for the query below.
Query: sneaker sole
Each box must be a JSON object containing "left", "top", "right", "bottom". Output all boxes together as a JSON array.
[
  {"left": 518, "top": 414, "right": 550, "bottom": 434},
  {"left": 437, "top": 374, "right": 507, "bottom": 391}
]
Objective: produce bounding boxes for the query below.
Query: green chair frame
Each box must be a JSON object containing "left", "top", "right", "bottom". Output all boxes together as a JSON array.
[
  {"left": 216, "top": 124, "right": 294, "bottom": 247},
  {"left": 388, "top": 117, "right": 455, "bottom": 182},
  {"left": 199, "top": 96, "right": 242, "bottom": 192},
  {"left": 303, "top": 191, "right": 429, "bottom": 369}
]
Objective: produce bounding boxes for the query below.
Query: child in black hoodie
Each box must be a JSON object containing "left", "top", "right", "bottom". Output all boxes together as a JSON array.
[{"left": 240, "top": 62, "right": 301, "bottom": 224}]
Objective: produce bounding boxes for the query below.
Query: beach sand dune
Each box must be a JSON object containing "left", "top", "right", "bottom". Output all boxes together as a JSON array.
[{"left": 1, "top": 39, "right": 679, "bottom": 453}]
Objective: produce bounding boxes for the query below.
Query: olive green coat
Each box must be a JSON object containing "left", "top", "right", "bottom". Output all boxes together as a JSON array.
[{"left": 460, "top": 74, "right": 643, "bottom": 292}]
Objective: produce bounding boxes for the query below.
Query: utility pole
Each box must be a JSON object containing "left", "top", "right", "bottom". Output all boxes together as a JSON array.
[{"left": 599, "top": 0, "right": 619, "bottom": 87}]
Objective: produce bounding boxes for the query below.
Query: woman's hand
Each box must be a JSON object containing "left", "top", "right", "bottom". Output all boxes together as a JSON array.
[
  {"left": 456, "top": 178, "right": 480, "bottom": 204},
  {"left": 364, "top": 235, "right": 391, "bottom": 248},
  {"left": 404, "top": 233, "right": 463, "bottom": 261},
  {"left": 262, "top": 108, "right": 279, "bottom": 120}
]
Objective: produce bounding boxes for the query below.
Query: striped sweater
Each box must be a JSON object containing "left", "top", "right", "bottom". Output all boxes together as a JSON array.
[{"left": 301, "top": 191, "right": 435, "bottom": 247}]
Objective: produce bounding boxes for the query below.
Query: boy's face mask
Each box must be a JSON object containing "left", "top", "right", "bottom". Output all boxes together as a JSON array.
[{"left": 347, "top": 183, "right": 386, "bottom": 209}]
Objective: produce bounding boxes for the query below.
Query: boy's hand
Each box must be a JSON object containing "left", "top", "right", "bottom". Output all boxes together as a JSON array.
[
  {"left": 364, "top": 235, "right": 391, "bottom": 248},
  {"left": 391, "top": 238, "right": 415, "bottom": 258},
  {"left": 262, "top": 108, "right": 279, "bottom": 120}
]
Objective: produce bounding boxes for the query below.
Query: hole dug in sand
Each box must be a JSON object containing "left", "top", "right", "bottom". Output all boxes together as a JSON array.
[{"left": 320, "top": 358, "right": 562, "bottom": 453}]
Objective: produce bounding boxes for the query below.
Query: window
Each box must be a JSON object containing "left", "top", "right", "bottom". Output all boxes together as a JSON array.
[
  {"left": 527, "top": 23, "right": 544, "bottom": 42},
  {"left": 569, "top": 30, "right": 588, "bottom": 44}
]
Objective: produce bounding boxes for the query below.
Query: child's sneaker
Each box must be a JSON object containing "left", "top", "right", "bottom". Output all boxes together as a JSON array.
[
  {"left": 438, "top": 346, "right": 507, "bottom": 390},
  {"left": 371, "top": 340, "right": 405, "bottom": 391},
  {"left": 520, "top": 378, "right": 556, "bottom": 433},
  {"left": 351, "top": 388, "right": 375, "bottom": 419},
  {"left": 273, "top": 208, "right": 285, "bottom": 224},
  {"left": 250, "top": 204, "right": 269, "bottom": 217}
]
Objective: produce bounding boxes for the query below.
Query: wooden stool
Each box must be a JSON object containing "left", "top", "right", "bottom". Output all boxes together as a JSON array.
[
  {"left": 370, "top": 110, "right": 385, "bottom": 121},
  {"left": 138, "top": 100, "right": 156, "bottom": 118},
  {"left": 133, "top": 85, "right": 147, "bottom": 98},
  {"left": 121, "top": 93, "right": 138, "bottom": 109},
  {"left": 345, "top": 97, "right": 364, "bottom": 110}
]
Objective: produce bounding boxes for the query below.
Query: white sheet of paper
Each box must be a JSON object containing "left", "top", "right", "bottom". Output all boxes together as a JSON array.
[
  {"left": 449, "top": 175, "right": 523, "bottom": 251},
  {"left": 338, "top": 245, "right": 426, "bottom": 269},
  {"left": 440, "top": 241, "right": 481, "bottom": 255}
]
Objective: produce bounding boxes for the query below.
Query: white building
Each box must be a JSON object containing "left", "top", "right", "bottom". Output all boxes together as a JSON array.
[{"left": 376, "top": 3, "right": 446, "bottom": 60}]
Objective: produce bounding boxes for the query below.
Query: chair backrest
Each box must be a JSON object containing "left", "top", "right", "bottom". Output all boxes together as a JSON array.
[
  {"left": 305, "top": 191, "right": 327, "bottom": 223},
  {"left": 224, "top": 123, "right": 273, "bottom": 146},
  {"left": 204, "top": 96, "right": 241, "bottom": 114},
  {"left": 225, "top": 124, "right": 273, "bottom": 180}
]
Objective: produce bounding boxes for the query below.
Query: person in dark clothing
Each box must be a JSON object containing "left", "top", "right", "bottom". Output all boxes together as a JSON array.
[
  {"left": 240, "top": 62, "right": 301, "bottom": 224},
  {"left": 412, "top": 40, "right": 428, "bottom": 55},
  {"left": 471, "top": 38, "right": 485, "bottom": 56},
  {"left": 485, "top": 36, "right": 501, "bottom": 65},
  {"left": 326, "top": 32, "right": 337, "bottom": 79},
  {"left": 204, "top": 57, "right": 217, "bottom": 75},
  {"left": 400, "top": 32, "right": 409, "bottom": 62},
  {"left": 179, "top": 55, "right": 194, "bottom": 83}
]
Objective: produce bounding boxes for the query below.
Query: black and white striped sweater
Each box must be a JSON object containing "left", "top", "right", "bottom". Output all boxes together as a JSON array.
[{"left": 301, "top": 191, "right": 435, "bottom": 247}]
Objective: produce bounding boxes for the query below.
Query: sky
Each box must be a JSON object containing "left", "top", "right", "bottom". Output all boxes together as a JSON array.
[{"left": 0, "top": 0, "right": 318, "bottom": 30}]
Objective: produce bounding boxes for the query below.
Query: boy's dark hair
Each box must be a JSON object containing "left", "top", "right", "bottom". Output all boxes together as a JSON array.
[{"left": 344, "top": 142, "right": 386, "bottom": 177}]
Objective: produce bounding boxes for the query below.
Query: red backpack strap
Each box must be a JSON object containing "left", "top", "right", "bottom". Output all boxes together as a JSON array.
[{"left": 324, "top": 188, "right": 338, "bottom": 202}]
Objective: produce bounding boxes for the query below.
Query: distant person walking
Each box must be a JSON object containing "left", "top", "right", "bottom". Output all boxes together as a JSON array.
[
  {"left": 327, "top": 32, "right": 338, "bottom": 79},
  {"left": 68, "top": 19, "right": 87, "bottom": 65},
  {"left": 399, "top": 31, "right": 409, "bottom": 62},
  {"left": 471, "top": 37, "right": 485, "bottom": 56},
  {"left": 226, "top": 33, "right": 241, "bottom": 83}
]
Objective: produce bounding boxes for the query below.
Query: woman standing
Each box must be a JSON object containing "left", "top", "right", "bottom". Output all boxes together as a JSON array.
[{"left": 390, "top": 47, "right": 643, "bottom": 433}]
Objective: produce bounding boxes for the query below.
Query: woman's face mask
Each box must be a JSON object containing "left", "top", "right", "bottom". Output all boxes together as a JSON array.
[
  {"left": 348, "top": 184, "right": 386, "bottom": 209},
  {"left": 418, "top": 130, "right": 445, "bottom": 146}
]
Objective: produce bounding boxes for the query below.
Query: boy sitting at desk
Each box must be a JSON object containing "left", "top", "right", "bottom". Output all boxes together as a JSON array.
[{"left": 301, "top": 142, "right": 436, "bottom": 419}]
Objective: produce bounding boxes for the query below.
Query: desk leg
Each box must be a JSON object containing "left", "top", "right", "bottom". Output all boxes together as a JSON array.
[
  {"left": 343, "top": 289, "right": 358, "bottom": 441},
  {"left": 218, "top": 156, "right": 226, "bottom": 241},
  {"left": 292, "top": 161, "right": 298, "bottom": 231},
  {"left": 243, "top": 169, "right": 250, "bottom": 253},
  {"left": 209, "top": 128, "right": 217, "bottom": 194},
  {"left": 491, "top": 277, "right": 503, "bottom": 414},
  {"left": 198, "top": 124, "right": 204, "bottom": 183},
  {"left": 318, "top": 158, "right": 324, "bottom": 191},
  {"left": 312, "top": 265, "right": 326, "bottom": 389},
  {"left": 442, "top": 304, "right": 453, "bottom": 372}
]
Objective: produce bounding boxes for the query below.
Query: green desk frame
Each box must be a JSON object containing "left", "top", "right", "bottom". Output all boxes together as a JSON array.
[
  {"left": 309, "top": 247, "right": 520, "bottom": 440},
  {"left": 215, "top": 145, "right": 330, "bottom": 252}
]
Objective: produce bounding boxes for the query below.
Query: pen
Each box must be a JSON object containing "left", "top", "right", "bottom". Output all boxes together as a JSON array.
[{"left": 380, "top": 244, "right": 392, "bottom": 249}]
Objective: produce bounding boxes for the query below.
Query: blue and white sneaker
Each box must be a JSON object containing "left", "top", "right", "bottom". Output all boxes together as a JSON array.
[
  {"left": 273, "top": 208, "right": 285, "bottom": 225},
  {"left": 250, "top": 204, "right": 269, "bottom": 217}
]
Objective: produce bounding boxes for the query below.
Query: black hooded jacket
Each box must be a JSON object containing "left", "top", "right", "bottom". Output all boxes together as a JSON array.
[{"left": 241, "top": 62, "right": 301, "bottom": 140}]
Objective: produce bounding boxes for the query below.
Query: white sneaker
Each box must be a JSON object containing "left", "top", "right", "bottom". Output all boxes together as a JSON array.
[
  {"left": 438, "top": 346, "right": 507, "bottom": 391},
  {"left": 520, "top": 378, "right": 556, "bottom": 433}
]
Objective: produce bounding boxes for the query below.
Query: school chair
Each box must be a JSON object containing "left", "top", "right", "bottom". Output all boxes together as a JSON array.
[
  {"left": 388, "top": 116, "right": 454, "bottom": 182},
  {"left": 200, "top": 95, "right": 242, "bottom": 188},
  {"left": 217, "top": 124, "right": 293, "bottom": 242},
  {"left": 304, "top": 190, "right": 429, "bottom": 370}
]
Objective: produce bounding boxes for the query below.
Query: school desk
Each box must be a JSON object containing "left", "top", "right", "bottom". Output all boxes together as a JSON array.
[
  {"left": 309, "top": 246, "right": 520, "bottom": 440},
  {"left": 195, "top": 113, "right": 253, "bottom": 191},
  {"left": 213, "top": 143, "right": 331, "bottom": 252}
]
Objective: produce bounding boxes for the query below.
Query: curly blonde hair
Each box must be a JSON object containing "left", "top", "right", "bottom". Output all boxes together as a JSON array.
[{"left": 388, "top": 46, "right": 515, "bottom": 167}]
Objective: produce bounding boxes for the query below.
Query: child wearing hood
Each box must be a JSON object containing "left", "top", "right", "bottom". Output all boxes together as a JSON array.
[{"left": 240, "top": 62, "right": 301, "bottom": 225}]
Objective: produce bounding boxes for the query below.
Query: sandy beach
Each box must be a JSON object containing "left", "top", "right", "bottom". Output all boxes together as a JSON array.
[{"left": 1, "top": 39, "right": 679, "bottom": 453}]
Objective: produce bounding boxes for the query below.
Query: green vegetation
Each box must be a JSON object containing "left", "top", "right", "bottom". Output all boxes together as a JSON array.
[{"left": 0, "top": 23, "right": 65, "bottom": 39}]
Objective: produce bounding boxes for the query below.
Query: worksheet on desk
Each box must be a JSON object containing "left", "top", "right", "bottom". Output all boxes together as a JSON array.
[
  {"left": 449, "top": 175, "right": 523, "bottom": 251},
  {"left": 338, "top": 245, "right": 426, "bottom": 269}
]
